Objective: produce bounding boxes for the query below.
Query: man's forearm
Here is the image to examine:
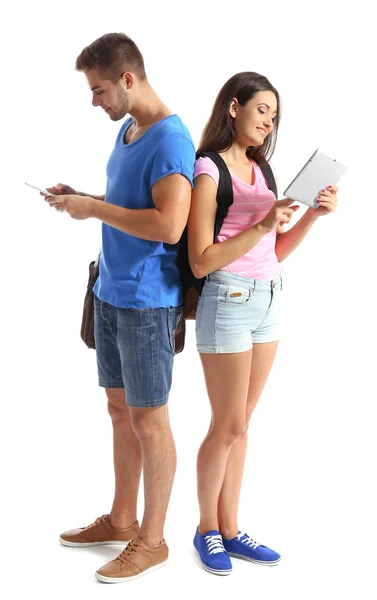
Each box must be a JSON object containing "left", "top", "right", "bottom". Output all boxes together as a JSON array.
[
  {"left": 275, "top": 209, "right": 318, "bottom": 262},
  {"left": 78, "top": 191, "right": 105, "bottom": 201},
  {"left": 89, "top": 198, "right": 178, "bottom": 244}
]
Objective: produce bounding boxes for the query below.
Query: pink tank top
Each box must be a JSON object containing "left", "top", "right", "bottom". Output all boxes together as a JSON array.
[{"left": 194, "top": 156, "right": 281, "bottom": 281}]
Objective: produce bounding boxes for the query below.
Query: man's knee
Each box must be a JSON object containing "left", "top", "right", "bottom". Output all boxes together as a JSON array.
[
  {"left": 106, "top": 388, "right": 130, "bottom": 424},
  {"left": 130, "top": 405, "right": 168, "bottom": 441}
]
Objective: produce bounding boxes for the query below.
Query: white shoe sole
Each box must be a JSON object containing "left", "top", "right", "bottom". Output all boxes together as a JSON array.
[
  {"left": 95, "top": 559, "right": 168, "bottom": 583},
  {"left": 228, "top": 551, "right": 281, "bottom": 566},
  {"left": 202, "top": 563, "right": 232, "bottom": 576},
  {"left": 59, "top": 537, "right": 130, "bottom": 547},
  {"left": 194, "top": 546, "right": 232, "bottom": 576}
]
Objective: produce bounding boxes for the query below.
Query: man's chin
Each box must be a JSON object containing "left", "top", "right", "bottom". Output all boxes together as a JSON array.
[{"left": 109, "top": 111, "right": 127, "bottom": 122}]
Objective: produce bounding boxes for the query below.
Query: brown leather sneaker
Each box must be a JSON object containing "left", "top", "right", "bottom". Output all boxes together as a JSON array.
[
  {"left": 95, "top": 537, "right": 169, "bottom": 583},
  {"left": 59, "top": 514, "right": 139, "bottom": 547}
]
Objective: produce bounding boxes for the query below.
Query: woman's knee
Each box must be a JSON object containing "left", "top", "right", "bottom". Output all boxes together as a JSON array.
[
  {"left": 245, "top": 399, "right": 258, "bottom": 425},
  {"left": 211, "top": 418, "right": 247, "bottom": 446},
  {"left": 239, "top": 422, "right": 250, "bottom": 440}
]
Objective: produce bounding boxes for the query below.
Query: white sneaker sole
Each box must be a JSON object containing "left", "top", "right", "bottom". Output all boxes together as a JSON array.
[
  {"left": 194, "top": 546, "right": 232, "bottom": 576},
  {"left": 59, "top": 537, "right": 130, "bottom": 547},
  {"left": 202, "top": 563, "right": 232, "bottom": 576},
  {"left": 95, "top": 559, "right": 168, "bottom": 583},
  {"left": 228, "top": 551, "right": 281, "bottom": 566}
]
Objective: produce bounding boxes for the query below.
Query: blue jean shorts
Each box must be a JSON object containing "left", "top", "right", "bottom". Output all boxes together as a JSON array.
[
  {"left": 93, "top": 296, "right": 182, "bottom": 408},
  {"left": 196, "top": 270, "right": 283, "bottom": 354}
]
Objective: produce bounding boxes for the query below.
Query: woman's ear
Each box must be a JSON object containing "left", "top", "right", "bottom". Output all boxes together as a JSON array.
[{"left": 229, "top": 97, "right": 239, "bottom": 119}]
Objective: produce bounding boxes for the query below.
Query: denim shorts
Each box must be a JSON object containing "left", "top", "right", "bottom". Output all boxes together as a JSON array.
[
  {"left": 93, "top": 296, "right": 182, "bottom": 408},
  {"left": 196, "top": 270, "right": 283, "bottom": 354}
]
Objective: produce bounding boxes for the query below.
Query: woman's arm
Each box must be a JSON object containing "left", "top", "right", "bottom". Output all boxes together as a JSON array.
[
  {"left": 275, "top": 185, "right": 338, "bottom": 262},
  {"left": 187, "top": 175, "right": 267, "bottom": 278},
  {"left": 275, "top": 209, "right": 318, "bottom": 262},
  {"left": 188, "top": 174, "right": 296, "bottom": 279}
]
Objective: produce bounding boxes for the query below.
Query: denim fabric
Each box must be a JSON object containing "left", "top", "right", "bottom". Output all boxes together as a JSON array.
[
  {"left": 196, "top": 270, "right": 283, "bottom": 354},
  {"left": 94, "top": 295, "right": 182, "bottom": 407}
]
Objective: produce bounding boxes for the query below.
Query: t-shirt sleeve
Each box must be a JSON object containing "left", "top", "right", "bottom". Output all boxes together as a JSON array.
[
  {"left": 150, "top": 133, "right": 196, "bottom": 189},
  {"left": 194, "top": 156, "right": 220, "bottom": 186}
]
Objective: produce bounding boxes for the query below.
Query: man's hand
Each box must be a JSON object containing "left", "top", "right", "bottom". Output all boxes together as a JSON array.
[
  {"left": 43, "top": 183, "right": 78, "bottom": 196},
  {"left": 45, "top": 194, "right": 96, "bottom": 220}
]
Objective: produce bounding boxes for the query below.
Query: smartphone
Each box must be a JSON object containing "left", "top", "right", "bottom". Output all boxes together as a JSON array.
[{"left": 25, "top": 182, "right": 54, "bottom": 196}]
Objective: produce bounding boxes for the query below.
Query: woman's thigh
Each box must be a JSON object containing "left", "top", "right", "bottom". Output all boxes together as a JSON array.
[
  {"left": 200, "top": 351, "right": 253, "bottom": 431},
  {"left": 246, "top": 341, "right": 279, "bottom": 420}
]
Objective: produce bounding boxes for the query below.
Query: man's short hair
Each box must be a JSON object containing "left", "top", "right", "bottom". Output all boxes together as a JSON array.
[{"left": 76, "top": 33, "right": 146, "bottom": 82}]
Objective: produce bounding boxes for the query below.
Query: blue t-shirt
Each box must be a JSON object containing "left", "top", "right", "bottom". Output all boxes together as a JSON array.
[{"left": 93, "top": 114, "right": 195, "bottom": 309}]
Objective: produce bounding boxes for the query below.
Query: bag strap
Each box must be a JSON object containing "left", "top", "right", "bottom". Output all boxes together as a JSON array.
[
  {"left": 196, "top": 151, "right": 234, "bottom": 241},
  {"left": 196, "top": 152, "right": 278, "bottom": 243},
  {"left": 256, "top": 158, "right": 278, "bottom": 199}
]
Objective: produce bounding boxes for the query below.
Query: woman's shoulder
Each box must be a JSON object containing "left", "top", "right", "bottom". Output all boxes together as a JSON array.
[{"left": 194, "top": 156, "right": 220, "bottom": 185}]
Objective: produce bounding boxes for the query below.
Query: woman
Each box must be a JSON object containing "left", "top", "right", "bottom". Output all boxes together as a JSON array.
[{"left": 188, "top": 72, "right": 338, "bottom": 575}]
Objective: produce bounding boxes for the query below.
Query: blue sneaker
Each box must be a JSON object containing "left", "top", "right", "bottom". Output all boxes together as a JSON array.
[
  {"left": 193, "top": 528, "right": 232, "bottom": 575},
  {"left": 222, "top": 531, "right": 281, "bottom": 565}
]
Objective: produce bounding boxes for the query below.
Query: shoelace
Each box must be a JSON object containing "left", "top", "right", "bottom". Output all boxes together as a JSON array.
[
  {"left": 205, "top": 534, "right": 226, "bottom": 555},
  {"left": 84, "top": 514, "right": 108, "bottom": 530},
  {"left": 237, "top": 532, "right": 260, "bottom": 549},
  {"left": 117, "top": 539, "right": 141, "bottom": 563}
]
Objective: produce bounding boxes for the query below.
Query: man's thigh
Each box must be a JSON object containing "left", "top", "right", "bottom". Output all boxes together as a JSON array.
[
  {"left": 94, "top": 297, "right": 182, "bottom": 408},
  {"left": 117, "top": 306, "right": 182, "bottom": 408},
  {"left": 94, "top": 295, "right": 124, "bottom": 388}
]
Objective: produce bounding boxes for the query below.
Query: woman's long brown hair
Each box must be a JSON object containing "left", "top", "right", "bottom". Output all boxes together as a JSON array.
[{"left": 197, "top": 72, "right": 280, "bottom": 163}]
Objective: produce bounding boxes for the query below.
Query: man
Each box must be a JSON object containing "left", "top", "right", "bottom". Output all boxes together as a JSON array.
[{"left": 45, "top": 33, "right": 195, "bottom": 583}]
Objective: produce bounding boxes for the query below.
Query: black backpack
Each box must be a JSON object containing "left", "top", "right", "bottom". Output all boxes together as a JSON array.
[{"left": 176, "top": 151, "right": 278, "bottom": 320}]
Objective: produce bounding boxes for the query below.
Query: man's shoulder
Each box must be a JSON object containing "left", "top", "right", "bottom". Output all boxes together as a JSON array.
[{"left": 155, "top": 114, "right": 193, "bottom": 146}]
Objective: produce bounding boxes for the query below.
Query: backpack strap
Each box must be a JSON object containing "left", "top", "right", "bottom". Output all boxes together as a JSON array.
[
  {"left": 196, "top": 151, "right": 234, "bottom": 241},
  {"left": 177, "top": 151, "right": 278, "bottom": 315},
  {"left": 196, "top": 152, "right": 278, "bottom": 242},
  {"left": 255, "top": 158, "right": 278, "bottom": 199}
]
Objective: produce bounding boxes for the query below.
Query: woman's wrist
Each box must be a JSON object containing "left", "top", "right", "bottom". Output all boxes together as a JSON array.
[{"left": 303, "top": 207, "right": 320, "bottom": 224}]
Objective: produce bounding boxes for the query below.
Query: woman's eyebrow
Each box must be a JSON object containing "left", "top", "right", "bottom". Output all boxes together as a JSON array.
[{"left": 258, "top": 103, "right": 277, "bottom": 115}]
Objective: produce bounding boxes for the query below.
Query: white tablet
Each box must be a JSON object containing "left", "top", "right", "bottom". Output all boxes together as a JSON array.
[{"left": 283, "top": 149, "right": 348, "bottom": 208}]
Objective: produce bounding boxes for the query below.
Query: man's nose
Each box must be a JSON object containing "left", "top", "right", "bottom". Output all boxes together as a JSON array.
[{"left": 92, "top": 94, "right": 101, "bottom": 107}]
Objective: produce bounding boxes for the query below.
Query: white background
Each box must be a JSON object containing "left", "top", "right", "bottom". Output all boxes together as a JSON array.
[{"left": 1, "top": 0, "right": 376, "bottom": 598}]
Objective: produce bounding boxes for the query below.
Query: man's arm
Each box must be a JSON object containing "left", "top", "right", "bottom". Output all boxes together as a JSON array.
[
  {"left": 89, "top": 173, "right": 192, "bottom": 244},
  {"left": 45, "top": 183, "right": 105, "bottom": 201},
  {"left": 78, "top": 191, "right": 105, "bottom": 201}
]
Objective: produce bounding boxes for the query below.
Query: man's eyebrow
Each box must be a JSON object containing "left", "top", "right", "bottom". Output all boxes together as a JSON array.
[{"left": 91, "top": 85, "right": 102, "bottom": 91}]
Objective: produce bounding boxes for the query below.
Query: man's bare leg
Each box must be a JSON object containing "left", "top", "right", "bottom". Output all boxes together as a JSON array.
[
  {"left": 130, "top": 404, "right": 176, "bottom": 547},
  {"left": 106, "top": 388, "right": 142, "bottom": 529}
]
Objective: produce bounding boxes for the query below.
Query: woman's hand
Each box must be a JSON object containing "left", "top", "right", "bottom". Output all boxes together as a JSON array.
[
  {"left": 259, "top": 198, "right": 300, "bottom": 233},
  {"left": 308, "top": 185, "right": 338, "bottom": 219}
]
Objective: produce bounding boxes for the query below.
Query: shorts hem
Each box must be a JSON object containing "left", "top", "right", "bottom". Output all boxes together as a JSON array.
[
  {"left": 99, "top": 381, "right": 124, "bottom": 389},
  {"left": 197, "top": 343, "right": 252, "bottom": 354},
  {"left": 252, "top": 336, "right": 280, "bottom": 344},
  {"left": 126, "top": 395, "right": 169, "bottom": 409}
]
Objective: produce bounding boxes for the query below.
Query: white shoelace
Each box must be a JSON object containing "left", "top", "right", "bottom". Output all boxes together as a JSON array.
[
  {"left": 237, "top": 532, "right": 260, "bottom": 549},
  {"left": 205, "top": 534, "right": 226, "bottom": 555}
]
